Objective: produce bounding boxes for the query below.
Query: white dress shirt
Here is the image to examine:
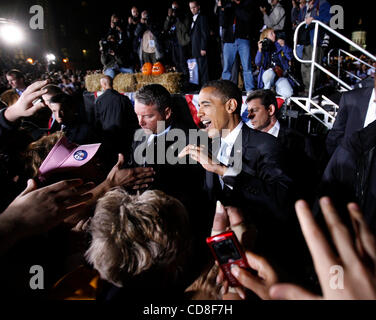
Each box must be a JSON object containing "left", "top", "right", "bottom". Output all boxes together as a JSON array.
[
  {"left": 267, "top": 120, "right": 281, "bottom": 138},
  {"left": 364, "top": 89, "right": 376, "bottom": 128},
  {"left": 147, "top": 125, "right": 172, "bottom": 145},
  {"left": 191, "top": 13, "right": 199, "bottom": 29}
]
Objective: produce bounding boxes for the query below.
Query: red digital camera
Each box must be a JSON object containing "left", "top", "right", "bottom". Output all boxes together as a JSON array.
[{"left": 206, "top": 230, "right": 249, "bottom": 287}]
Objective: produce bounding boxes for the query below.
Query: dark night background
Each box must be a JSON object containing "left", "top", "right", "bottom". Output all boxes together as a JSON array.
[{"left": 0, "top": 0, "right": 373, "bottom": 71}]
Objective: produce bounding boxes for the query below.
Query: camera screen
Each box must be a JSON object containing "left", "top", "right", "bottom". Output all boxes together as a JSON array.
[{"left": 212, "top": 238, "right": 241, "bottom": 265}]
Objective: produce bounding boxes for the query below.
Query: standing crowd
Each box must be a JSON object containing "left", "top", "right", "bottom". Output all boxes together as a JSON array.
[{"left": 0, "top": 0, "right": 376, "bottom": 303}]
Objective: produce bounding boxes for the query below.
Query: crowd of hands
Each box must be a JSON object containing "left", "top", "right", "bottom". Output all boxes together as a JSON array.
[{"left": 1, "top": 80, "right": 376, "bottom": 300}]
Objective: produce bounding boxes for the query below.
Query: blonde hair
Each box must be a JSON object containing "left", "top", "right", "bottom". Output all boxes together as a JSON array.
[
  {"left": 85, "top": 188, "right": 190, "bottom": 287},
  {"left": 260, "top": 28, "right": 274, "bottom": 42}
]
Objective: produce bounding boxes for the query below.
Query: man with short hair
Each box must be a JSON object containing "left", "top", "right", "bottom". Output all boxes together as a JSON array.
[
  {"left": 180, "top": 80, "right": 301, "bottom": 277},
  {"left": 94, "top": 75, "right": 138, "bottom": 165},
  {"left": 6, "top": 70, "right": 27, "bottom": 96},
  {"left": 189, "top": 0, "right": 209, "bottom": 86},
  {"left": 131, "top": 84, "right": 206, "bottom": 214},
  {"left": 181, "top": 81, "right": 292, "bottom": 220},
  {"left": 246, "top": 89, "right": 318, "bottom": 203}
]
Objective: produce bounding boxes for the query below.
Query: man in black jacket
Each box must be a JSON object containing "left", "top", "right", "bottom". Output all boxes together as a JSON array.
[
  {"left": 180, "top": 80, "right": 307, "bottom": 278},
  {"left": 94, "top": 76, "right": 139, "bottom": 166},
  {"left": 218, "top": 0, "right": 256, "bottom": 93},
  {"left": 326, "top": 78, "right": 375, "bottom": 156},
  {"left": 189, "top": 1, "right": 209, "bottom": 86},
  {"left": 322, "top": 119, "right": 376, "bottom": 235},
  {"left": 246, "top": 89, "right": 319, "bottom": 204}
]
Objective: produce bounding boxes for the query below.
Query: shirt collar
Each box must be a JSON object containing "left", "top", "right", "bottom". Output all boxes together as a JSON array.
[
  {"left": 222, "top": 121, "right": 243, "bottom": 147},
  {"left": 267, "top": 120, "right": 280, "bottom": 138},
  {"left": 147, "top": 125, "right": 172, "bottom": 144},
  {"left": 15, "top": 88, "right": 25, "bottom": 96},
  {"left": 217, "top": 121, "right": 243, "bottom": 166}
]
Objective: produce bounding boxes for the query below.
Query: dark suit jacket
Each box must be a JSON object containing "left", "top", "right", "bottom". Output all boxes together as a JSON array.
[
  {"left": 94, "top": 89, "right": 139, "bottom": 165},
  {"left": 277, "top": 125, "right": 319, "bottom": 204},
  {"left": 190, "top": 13, "right": 209, "bottom": 58},
  {"left": 205, "top": 125, "right": 293, "bottom": 224},
  {"left": 129, "top": 122, "right": 206, "bottom": 205},
  {"left": 326, "top": 87, "right": 373, "bottom": 156}
]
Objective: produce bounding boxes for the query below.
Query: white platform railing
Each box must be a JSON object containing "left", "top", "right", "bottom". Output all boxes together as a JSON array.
[{"left": 290, "top": 20, "right": 376, "bottom": 130}]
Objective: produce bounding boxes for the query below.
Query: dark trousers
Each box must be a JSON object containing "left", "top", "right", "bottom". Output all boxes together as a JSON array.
[{"left": 196, "top": 55, "right": 209, "bottom": 87}]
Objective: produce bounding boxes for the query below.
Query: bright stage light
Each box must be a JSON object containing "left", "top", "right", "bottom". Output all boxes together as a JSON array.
[
  {"left": 0, "top": 24, "right": 24, "bottom": 45},
  {"left": 46, "top": 53, "right": 56, "bottom": 62},
  {"left": 26, "top": 58, "right": 34, "bottom": 64}
]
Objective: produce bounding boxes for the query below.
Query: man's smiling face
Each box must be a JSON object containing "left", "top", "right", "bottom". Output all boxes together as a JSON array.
[{"left": 197, "top": 87, "right": 231, "bottom": 139}]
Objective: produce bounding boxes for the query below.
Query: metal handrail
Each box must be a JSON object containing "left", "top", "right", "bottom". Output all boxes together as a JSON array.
[{"left": 293, "top": 20, "right": 376, "bottom": 112}]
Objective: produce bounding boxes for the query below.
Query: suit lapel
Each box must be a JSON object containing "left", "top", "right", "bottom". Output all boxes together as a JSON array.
[{"left": 359, "top": 87, "right": 374, "bottom": 125}]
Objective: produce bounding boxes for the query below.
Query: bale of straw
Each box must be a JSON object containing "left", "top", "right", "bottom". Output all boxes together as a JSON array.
[
  {"left": 85, "top": 74, "right": 104, "bottom": 92},
  {"left": 113, "top": 73, "right": 137, "bottom": 93},
  {"left": 134, "top": 72, "right": 182, "bottom": 93}
]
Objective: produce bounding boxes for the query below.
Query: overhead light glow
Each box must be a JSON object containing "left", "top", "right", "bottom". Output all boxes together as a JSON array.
[
  {"left": 0, "top": 24, "right": 24, "bottom": 45},
  {"left": 46, "top": 53, "right": 56, "bottom": 62},
  {"left": 26, "top": 58, "right": 34, "bottom": 64}
]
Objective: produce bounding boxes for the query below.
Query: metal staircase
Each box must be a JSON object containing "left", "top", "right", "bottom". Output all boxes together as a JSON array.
[{"left": 290, "top": 20, "right": 376, "bottom": 131}]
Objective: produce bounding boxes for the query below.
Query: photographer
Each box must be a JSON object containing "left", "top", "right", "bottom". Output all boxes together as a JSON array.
[
  {"left": 255, "top": 28, "right": 294, "bottom": 99},
  {"left": 163, "top": 1, "right": 191, "bottom": 76},
  {"left": 99, "top": 34, "right": 133, "bottom": 79},
  {"left": 135, "top": 11, "right": 164, "bottom": 65}
]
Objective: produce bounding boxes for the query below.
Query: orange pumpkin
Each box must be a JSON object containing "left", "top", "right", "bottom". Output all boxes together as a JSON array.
[
  {"left": 152, "top": 62, "right": 165, "bottom": 76},
  {"left": 142, "top": 62, "right": 153, "bottom": 75}
]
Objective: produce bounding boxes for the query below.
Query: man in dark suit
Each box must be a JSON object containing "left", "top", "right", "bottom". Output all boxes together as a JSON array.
[
  {"left": 326, "top": 76, "right": 375, "bottom": 156},
  {"left": 180, "top": 80, "right": 293, "bottom": 224},
  {"left": 246, "top": 89, "right": 319, "bottom": 204},
  {"left": 94, "top": 75, "right": 139, "bottom": 166},
  {"left": 189, "top": 0, "right": 209, "bottom": 86},
  {"left": 129, "top": 84, "right": 206, "bottom": 205},
  {"left": 179, "top": 80, "right": 309, "bottom": 283},
  {"left": 130, "top": 84, "right": 210, "bottom": 280}
]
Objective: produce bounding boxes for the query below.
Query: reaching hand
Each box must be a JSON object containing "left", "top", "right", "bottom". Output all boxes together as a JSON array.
[
  {"left": 4, "top": 80, "right": 48, "bottom": 122},
  {"left": 269, "top": 198, "right": 376, "bottom": 300},
  {"left": 179, "top": 145, "right": 227, "bottom": 176},
  {"left": 231, "top": 251, "right": 279, "bottom": 300},
  {"left": 106, "top": 154, "right": 155, "bottom": 190},
  {"left": 0, "top": 179, "right": 93, "bottom": 243}
]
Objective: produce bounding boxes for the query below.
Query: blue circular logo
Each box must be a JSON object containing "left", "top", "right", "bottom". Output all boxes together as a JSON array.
[{"left": 73, "top": 150, "right": 88, "bottom": 161}]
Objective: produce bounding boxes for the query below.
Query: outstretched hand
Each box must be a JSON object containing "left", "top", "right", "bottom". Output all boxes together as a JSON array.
[
  {"left": 4, "top": 80, "right": 49, "bottom": 122},
  {"left": 106, "top": 154, "right": 155, "bottom": 190},
  {"left": 0, "top": 178, "right": 94, "bottom": 252},
  {"left": 179, "top": 145, "right": 227, "bottom": 176},
  {"left": 270, "top": 198, "right": 376, "bottom": 300}
]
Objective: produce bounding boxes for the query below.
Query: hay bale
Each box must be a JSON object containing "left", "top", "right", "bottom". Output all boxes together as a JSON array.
[
  {"left": 113, "top": 73, "right": 137, "bottom": 93},
  {"left": 134, "top": 72, "right": 182, "bottom": 93},
  {"left": 85, "top": 74, "right": 104, "bottom": 92}
]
